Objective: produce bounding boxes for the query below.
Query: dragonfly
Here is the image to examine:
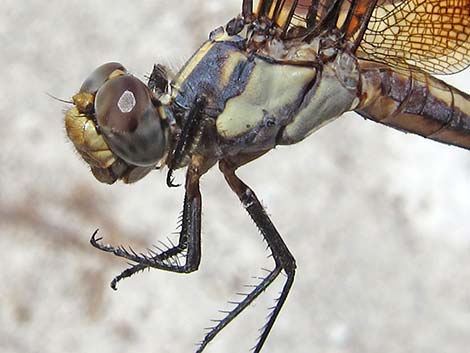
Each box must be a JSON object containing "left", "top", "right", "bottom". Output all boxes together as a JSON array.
[{"left": 64, "top": 0, "right": 470, "bottom": 352}]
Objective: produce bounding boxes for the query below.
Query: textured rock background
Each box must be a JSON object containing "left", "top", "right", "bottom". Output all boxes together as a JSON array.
[{"left": 1, "top": 1, "right": 469, "bottom": 353}]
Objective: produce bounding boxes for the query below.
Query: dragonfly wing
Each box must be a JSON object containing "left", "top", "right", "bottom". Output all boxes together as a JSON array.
[{"left": 357, "top": 0, "right": 470, "bottom": 74}]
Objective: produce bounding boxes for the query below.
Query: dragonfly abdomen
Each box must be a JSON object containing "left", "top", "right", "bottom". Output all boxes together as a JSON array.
[{"left": 356, "top": 60, "right": 470, "bottom": 150}]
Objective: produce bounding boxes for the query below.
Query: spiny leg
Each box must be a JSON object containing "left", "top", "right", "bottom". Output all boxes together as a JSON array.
[
  {"left": 166, "top": 97, "right": 206, "bottom": 187},
  {"left": 91, "top": 164, "right": 203, "bottom": 287},
  {"left": 197, "top": 160, "right": 296, "bottom": 353}
]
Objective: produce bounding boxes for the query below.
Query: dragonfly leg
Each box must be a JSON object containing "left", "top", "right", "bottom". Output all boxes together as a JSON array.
[
  {"left": 166, "top": 96, "right": 206, "bottom": 187},
  {"left": 90, "top": 163, "right": 202, "bottom": 288},
  {"left": 197, "top": 159, "right": 297, "bottom": 353}
]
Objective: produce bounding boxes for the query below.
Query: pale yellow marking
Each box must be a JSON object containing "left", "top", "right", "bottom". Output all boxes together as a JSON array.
[
  {"left": 268, "top": 2, "right": 276, "bottom": 18},
  {"left": 217, "top": 59, "right": 316, "bottom": 138},
  {"left": 282, "top": 65, "right": 357, "bottom": 144},
  {"left": 276, "top": 5, "right": 291, "bottom": 27},
  {"left": 108, "top": 69, "right": 126, "bottom": 80},
  {"left": 174, "top": 41, "right": 214, "bottom": 92},
  {"left": 220, "top": 51, "right": 248, "bottom": 88},
  {"left": 427, "top": 79, "right": 452, "bottom": 104},
  {"left": 453, "top": 90, "right": 470, "bottom": 116}
]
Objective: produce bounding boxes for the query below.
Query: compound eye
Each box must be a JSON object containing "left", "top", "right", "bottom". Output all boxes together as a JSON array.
[
  {"left": 94, "top": 75, "right": 166, "bottom": 167},
  {"left": 79, "top": 62, "right": 126, "bottom": 94}
]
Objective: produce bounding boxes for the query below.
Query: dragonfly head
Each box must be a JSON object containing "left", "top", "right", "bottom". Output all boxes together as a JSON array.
[{"left": 65, "top": 62, "right": 169, "bottom": 184}]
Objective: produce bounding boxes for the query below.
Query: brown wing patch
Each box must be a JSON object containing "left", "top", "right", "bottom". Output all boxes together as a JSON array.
[{"left": 357, "top": 0, "right": 470, "bottom": 74}]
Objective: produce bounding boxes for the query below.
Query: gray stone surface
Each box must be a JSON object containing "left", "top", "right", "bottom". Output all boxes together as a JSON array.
[{"left": 1, "top": 1, "right": 469, "bottom": 353}]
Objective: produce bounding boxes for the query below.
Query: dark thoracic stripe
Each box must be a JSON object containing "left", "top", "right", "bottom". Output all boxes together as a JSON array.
[
  {"left": 174, "top": 41, "right": 255, "bottom": 117},
  {"left": 242, "top": 0, "right": 253, "bottom": 17}
]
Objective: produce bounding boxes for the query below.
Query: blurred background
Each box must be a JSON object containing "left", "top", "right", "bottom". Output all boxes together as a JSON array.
[{"left": 1, "top": 1, "right": 469, "bottom": 353}]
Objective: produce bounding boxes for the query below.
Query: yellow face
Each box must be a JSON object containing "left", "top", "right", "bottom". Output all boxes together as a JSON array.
[{"left": 65, "top": 63, "right": 167, "bottom": 184}]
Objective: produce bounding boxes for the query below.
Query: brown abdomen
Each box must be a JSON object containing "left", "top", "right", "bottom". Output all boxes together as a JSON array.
[{"left": 356, "top": 60, "right": 470, "bottom": 150}]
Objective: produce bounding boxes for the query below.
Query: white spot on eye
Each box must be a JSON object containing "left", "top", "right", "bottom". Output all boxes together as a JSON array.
[{"left": 117, "top": 90, "right": 136, "bottom": 113}]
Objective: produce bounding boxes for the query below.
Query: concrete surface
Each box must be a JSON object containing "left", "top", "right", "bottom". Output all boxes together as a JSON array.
[{"left": 1, "top": 1, "right": 469, "bottom": 353}]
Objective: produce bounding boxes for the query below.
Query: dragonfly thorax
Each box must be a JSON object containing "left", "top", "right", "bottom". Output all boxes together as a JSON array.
[{"left": 168, "top": 27, "right": 361, "bottom": 160}]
